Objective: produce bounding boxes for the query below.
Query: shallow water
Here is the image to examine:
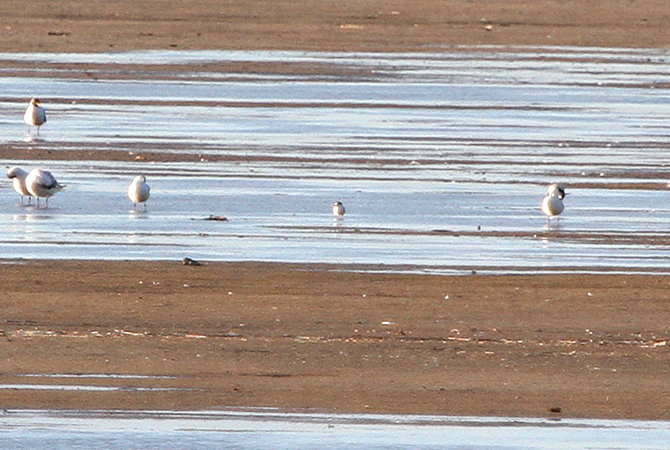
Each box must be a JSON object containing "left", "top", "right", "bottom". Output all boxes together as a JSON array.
[
  {"left": 1, "top": 409, "right": 669, "bottom": 450},
  {"left": 3, "top": 47, "right": 670, "bottom": 273}
]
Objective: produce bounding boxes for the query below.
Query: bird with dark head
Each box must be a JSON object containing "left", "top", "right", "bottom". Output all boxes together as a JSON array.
[
  {"left": 24, "top": 98, "right": 47, "bottom": 135},
  {"left": 541, "top": 184, "right": 566, "bottom": 224},
  {"left": 332, "top": 201, "right": 345, "bottom": 217}
]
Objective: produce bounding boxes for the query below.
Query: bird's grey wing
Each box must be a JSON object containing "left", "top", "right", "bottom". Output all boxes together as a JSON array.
[{"left": 37, "top": 172, "right": 58, "bottom": 189}]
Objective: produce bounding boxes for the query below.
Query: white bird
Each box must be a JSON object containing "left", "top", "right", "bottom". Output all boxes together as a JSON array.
[
  {"left": 332, "top": 201, "right": 345, "bottom": 216},
  {"left": 25, "top": 168, "right": 63, "bottom": 208},
  {"left": 6, "top": 166, "right": 33, "bottom": 205},
  {"left": 541, "top": 184, "right": 566, "bottom": 223},
  {"left": 128, "top": 175, "right": 150, "bottom": 210},
  {"left": 24, "top": 98, "right": 47, "bottom": 135}
]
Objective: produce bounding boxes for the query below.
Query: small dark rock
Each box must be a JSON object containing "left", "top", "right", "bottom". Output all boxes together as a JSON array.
[{"left": 191, "top": 215, "right": 228, "bottom": 221}]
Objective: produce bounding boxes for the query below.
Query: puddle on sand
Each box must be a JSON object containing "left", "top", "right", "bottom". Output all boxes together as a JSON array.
[
  {"left": 0, "top": 409, "right": 669, "bottom": 449},
  {"left": 0, "top": 384, "right": 187, "bottom": 392},
  {"left": 3, "top": 47, "right": 670, "bottom": 273},
  {"left": 14, "top": 373, "right": 175, "bottom": 379}
]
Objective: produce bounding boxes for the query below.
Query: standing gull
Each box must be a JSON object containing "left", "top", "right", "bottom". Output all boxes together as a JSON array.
[
  {"left": 6, "top": 166, "right": 33, "bottom": 205},
  {"left": 128, "top": 175, "right": 150, "bottom": 210},
  {"left": 332, "top": 201, "right": 345, "bottom": 217},
  {"left": 24, "top": 98, "right": 47, "bottom": 135},
  {"left": 25, "top": 168, "right": 63, "bottom": 208},
  {"left": 541, "top": 184, "right": 566, "bottom": 224}
]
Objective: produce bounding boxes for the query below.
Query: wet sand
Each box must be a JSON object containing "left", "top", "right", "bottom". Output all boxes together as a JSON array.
[
  {"left": 2, "top": 0, "right": 670, "bottom": 52},
  {"left": 2, "top": 0, "right": 670, "bottom": 420},
  {"left": 1, "top": 260, "right": 670, "bottom": 420}
]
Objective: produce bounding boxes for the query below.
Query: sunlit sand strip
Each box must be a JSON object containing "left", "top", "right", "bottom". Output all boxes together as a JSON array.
[
  {"left": 15, "top": 374, "right": 176, "bottom": 379},
  {"left": 3, "top": 328, "right": 667, "bottom": 349},
  {"left": 0, "top": 384, "right": 192, "bottom": 392}
]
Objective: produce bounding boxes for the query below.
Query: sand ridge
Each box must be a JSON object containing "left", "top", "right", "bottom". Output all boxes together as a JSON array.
[
  {"left": 1, "top": 0, "right": 670, "bottom": 53},
  {"left": 1, "top": 260, "right": 670, "bottom": 419}
]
